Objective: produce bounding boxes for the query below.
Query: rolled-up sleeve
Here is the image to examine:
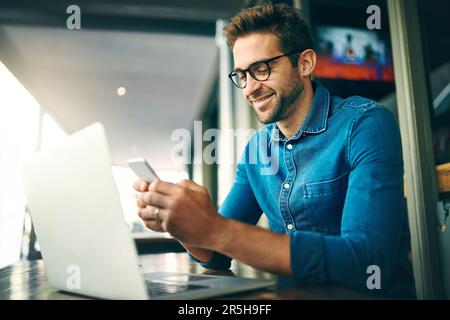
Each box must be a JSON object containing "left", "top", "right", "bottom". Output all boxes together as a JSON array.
[
  {"left": 189, "top": 144, "right": 263, "bottom": 270},
  {"left": 290, "top": 105, "right": 406, "bottom": 291}
]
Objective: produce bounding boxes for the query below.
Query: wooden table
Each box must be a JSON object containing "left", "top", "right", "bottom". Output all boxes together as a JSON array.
[{"left": 0, "top": 252, "right": 375, "bottom": 300}]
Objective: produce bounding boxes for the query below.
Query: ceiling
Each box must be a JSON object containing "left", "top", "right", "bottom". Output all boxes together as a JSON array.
[
  {"left": 0, "top": 0, "right": 249, "bottom": 171},
  {"left": 0, "top": 25, "right": 217, "bottom": 170}
]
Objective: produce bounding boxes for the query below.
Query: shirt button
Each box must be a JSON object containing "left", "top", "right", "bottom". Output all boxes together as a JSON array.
[
  {"left": 287, "top": 224, "right": 293, "bottom": 230},
  {"left": 287, "top": 144, "right": 293, "bottom": 150},
  {"left": 284, "top": 183, "right": 290, "bottom": 189}
]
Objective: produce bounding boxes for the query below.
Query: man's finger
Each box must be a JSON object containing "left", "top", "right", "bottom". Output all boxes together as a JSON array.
[
  {"left": 137, "top": 198, "right": 147, "bottom": 209},
  {"left": 139, "top": 205, "right": 161, "bottom": 221},
  {"left": 144, "top": 220, "right": 165, "bottom": 232},
  {"left": 141, "top": 190, "right": 171, "bottom": 208},
  {"left": 139, "top": 209, "right": 165, "bottom": 232},
  {"left": 177, "top": 179, "right": 202, "bottom": 192},
  {"left": 148, "top": 179, "right": 180, "bottom": 195},
  {"left": 133, "top": 180, "right": 149, "bottom": 192},
  {"left": 138, "top": 207, "right": 167, "bottom": 232}
]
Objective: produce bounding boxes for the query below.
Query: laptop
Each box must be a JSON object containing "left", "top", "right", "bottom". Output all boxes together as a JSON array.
[{"left": 21, "top": 122, "right": 274, "bottom": 300}]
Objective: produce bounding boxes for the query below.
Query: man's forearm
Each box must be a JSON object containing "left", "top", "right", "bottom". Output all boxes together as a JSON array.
[{"left": 210, "top": 217, "right": 292, "bottom": 275}]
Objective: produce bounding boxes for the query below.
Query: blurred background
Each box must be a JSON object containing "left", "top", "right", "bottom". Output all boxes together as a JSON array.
[{"left": 0, "top": 0, "right": 448, "bottom": 299}]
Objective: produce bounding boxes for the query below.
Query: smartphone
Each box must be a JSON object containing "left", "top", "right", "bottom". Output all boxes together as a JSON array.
[{"left": 127, "top": 158, "right": 160, "bottom": 183}]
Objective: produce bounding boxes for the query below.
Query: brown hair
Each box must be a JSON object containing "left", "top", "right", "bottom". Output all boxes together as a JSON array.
[{"left": 223, "top": 3, "right": 313, "bottom": 66}]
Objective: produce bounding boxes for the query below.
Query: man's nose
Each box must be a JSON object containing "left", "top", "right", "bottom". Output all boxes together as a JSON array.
[{"left": 243, "top": 74, "right": 262, "bottom": 98}]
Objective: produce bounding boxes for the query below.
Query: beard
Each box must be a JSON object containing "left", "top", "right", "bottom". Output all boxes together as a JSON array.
[{"left": 251, "top": 74, "right": 304, "bottom": 124}]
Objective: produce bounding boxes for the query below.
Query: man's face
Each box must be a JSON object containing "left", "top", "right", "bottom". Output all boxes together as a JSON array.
[{"left": 232, "top": 32, "right": 304, "bottom": 124}]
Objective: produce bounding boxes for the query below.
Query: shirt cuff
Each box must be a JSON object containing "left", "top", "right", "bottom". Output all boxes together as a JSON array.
[
  {"left": 290, "top": 231, "right": 326, "bottom": 284},
  {"left": 188, "top": 251, "right": 232, "bottom": 270}
]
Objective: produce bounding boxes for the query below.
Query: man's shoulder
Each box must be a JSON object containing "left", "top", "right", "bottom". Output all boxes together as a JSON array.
[
  {"left": 331, "top": 95, "right": 377, "bottom": 112},
  {"left": 330, "top": 95, "right": 395, "bottom": 122}
]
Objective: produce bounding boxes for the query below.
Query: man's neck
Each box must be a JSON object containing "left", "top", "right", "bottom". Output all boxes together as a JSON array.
[{"left": 276, "top": 80, "right": 314, "bottom": 139}]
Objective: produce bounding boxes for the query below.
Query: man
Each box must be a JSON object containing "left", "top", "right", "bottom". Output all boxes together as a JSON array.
[{"left": 133, "top": 3, "right": 415, "bottom": 298}]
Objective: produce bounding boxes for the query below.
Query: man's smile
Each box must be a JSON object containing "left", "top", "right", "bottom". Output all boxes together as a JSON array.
[{"left": 250, "top": 93, "right": 275, "bottom": 109}]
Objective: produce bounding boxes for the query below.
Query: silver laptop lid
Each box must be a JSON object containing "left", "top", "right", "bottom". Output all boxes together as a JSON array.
[{"left": 22, "top": 122, "right": 148, "bottom": 299}]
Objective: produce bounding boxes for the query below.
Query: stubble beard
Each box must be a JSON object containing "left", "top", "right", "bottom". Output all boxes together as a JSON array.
[{"left": 255, "top": 74, "right": 304, "bottom": 125}]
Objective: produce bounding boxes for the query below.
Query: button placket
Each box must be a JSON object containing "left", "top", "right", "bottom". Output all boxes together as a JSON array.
[{"left": 279, "top": 141, "right": 297, "bottom": 232}]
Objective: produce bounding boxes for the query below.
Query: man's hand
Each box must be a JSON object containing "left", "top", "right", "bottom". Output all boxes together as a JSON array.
[
  {"left": 133, "top": 179, "right": 227, "bottom": 251},
  {"left": 134, "top": 179, "right": 164, "bottom": 232},
  {"left": 133, "top": 179, "right": 291, "bottom": 274}
]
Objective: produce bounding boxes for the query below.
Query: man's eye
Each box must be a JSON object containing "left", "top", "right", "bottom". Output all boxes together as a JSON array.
[{"left": 253, "top": 64, "right": 268, "bottom": 74}]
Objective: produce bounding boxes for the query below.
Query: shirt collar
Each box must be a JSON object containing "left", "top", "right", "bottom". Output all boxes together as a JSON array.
[{"left": 269, "top": 80, "right": 330, "bottom": 143}]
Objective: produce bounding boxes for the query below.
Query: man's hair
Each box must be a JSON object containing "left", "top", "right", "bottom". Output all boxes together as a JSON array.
[{"left": 223, "top": 3, "right": 313, "bottom": 67}]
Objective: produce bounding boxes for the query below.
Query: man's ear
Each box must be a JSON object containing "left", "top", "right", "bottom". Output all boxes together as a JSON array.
[{"left": 297, "top": 49, "right": 316, "bottom": 78}]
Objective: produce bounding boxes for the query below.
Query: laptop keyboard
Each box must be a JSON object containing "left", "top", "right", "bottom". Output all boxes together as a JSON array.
[{"left": 146, "top": 280, "right": 208, "bottom": 297}]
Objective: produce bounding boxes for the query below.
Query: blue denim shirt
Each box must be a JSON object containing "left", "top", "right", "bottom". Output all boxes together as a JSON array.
[{"left": 191, "top": 81, "right": 416, "bottom": 298}]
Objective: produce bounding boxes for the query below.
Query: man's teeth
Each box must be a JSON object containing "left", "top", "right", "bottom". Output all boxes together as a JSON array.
[{"left": 254, "top": 95, "right": 272, "bottom": 102}]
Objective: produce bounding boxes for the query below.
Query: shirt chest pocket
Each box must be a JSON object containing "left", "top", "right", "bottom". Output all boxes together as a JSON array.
[{"left": 301, "top": 173, "right": 348, "bottom": 235}]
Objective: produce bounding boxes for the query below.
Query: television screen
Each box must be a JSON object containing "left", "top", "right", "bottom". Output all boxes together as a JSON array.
[{"left": 313, "top": 26, "right": 394, "bottom": 82}]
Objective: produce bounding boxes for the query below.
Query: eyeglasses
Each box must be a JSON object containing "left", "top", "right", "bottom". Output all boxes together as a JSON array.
[{"left": 228, "top": 51, "right": 300, "bottom": 89}]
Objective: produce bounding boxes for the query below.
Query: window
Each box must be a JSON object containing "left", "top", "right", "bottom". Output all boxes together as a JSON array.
[{"left": 0, "top": 60, "right": 40, "bottom": 268}]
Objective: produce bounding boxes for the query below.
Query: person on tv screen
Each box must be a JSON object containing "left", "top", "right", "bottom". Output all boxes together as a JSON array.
[{"left": 133, "top": 3, "right": 416, "bottom": 299}]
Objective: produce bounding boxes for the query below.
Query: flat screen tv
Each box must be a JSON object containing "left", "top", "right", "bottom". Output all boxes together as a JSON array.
[{"left": 313, "top": 25, "right": 394, "bottom": 82}]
